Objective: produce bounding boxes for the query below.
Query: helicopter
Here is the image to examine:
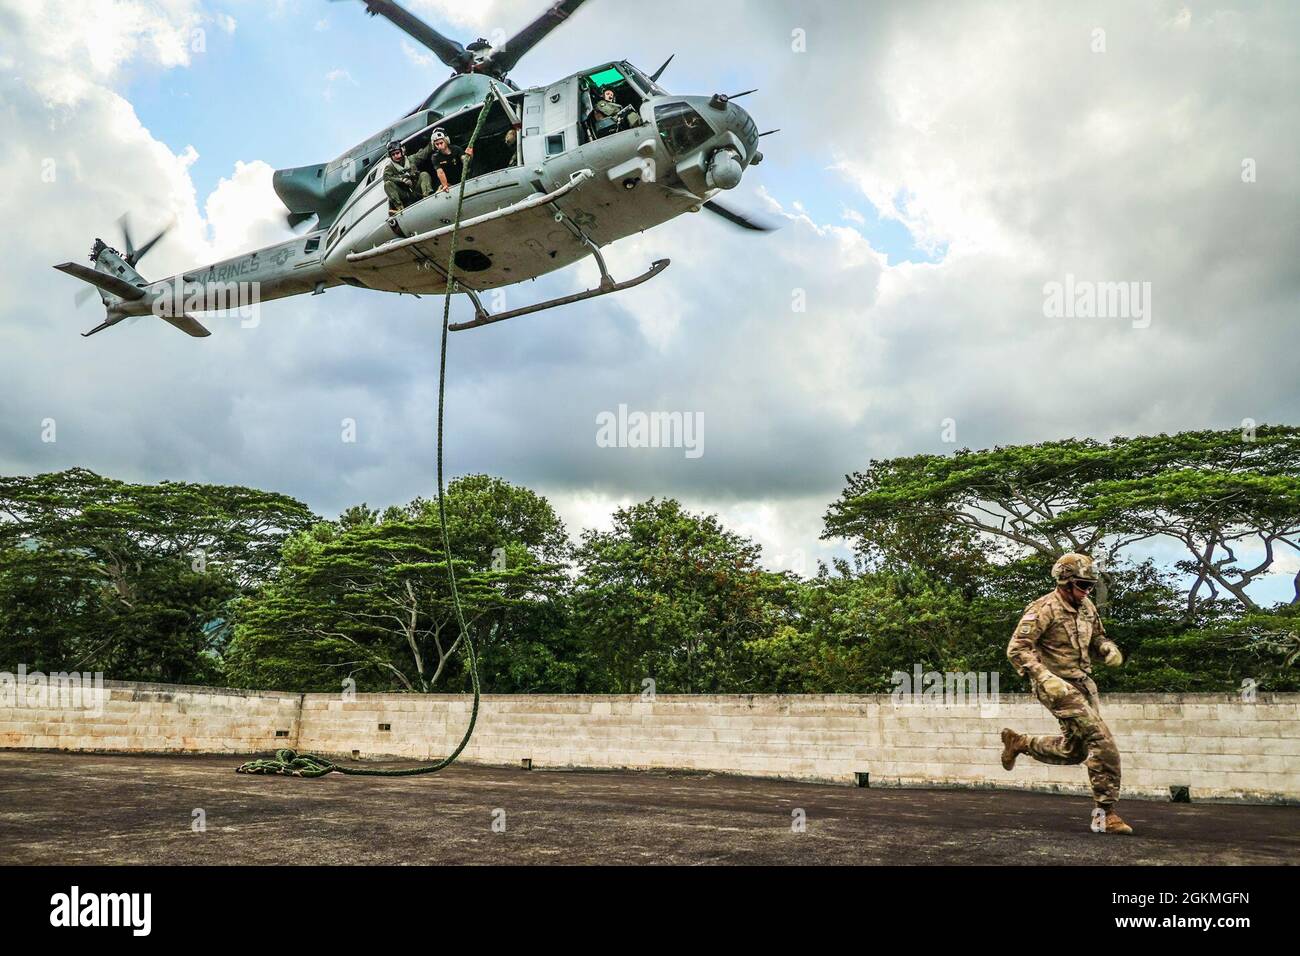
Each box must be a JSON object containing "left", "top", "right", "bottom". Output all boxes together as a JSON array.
[{"left": 55, "top": 0, "right": 774, "bottom": 338}]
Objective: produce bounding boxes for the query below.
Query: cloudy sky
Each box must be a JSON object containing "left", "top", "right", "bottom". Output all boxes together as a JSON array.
[{"left": 1, "top": 0, "right": 1297, "bottom": 596}]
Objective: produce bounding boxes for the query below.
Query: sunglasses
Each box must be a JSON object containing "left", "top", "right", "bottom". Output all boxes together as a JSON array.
[{"left": 1071, "top": 580, "right": 1096, "bottom": 592}]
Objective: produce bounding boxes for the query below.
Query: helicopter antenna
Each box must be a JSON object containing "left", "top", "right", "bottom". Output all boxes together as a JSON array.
[
  {"left": 650, "top": 54, "right": 675, "bottom": 83},
  {"left": 709, "top": 89, "right": 757, "bottom": 109}
]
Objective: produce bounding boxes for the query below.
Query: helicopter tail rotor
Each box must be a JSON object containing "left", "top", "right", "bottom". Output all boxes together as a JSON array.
[
  {"left": 118, "top": 212, "right": 172, "bottom": 267},
  {"left": 70, "top": 214, "right": 173, "bottom": 308}
]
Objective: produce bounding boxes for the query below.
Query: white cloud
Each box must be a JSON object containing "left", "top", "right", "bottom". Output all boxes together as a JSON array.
[
  {"left": 1, "top": 0, "right": 1296, "bottom": 609},
  {"left": 405, "top": 0, "right": 520, "bottom": 34},
  {"left": 4, "top": 0, "right": 204, "bottom": 104},
  {"left": 322, "top": 68, "right": 357, "bottom": 101},
  {"left": 201, "top": 160, "right": 289, "bottom": 259},
  {"left": 400, "top": 39, "right": 439, "bottom": 70}
]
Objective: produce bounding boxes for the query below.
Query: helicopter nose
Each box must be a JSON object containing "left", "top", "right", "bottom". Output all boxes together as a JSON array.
[
  {"left": 705, "top": 96, "right": 760, "bottom": 160},
  {"left": 702, "top": 98, "right": 759, "bottom": 190}
]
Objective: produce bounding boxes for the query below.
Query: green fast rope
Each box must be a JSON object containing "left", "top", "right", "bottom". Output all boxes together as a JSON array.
[{"left": 237, "top": 92, "right": 498, "bottom": 778}]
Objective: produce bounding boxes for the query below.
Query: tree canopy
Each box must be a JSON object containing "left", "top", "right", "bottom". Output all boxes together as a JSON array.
[
  {"left": 824, "top": 426, "right": 1300, "bottom": 613},
  {"left": 3, "top": 427, "right": 1297, "bottom": 694},
  {"left": 224, "top": 476, "right": 568, "bottom": 693},
  {"left": 0, "top": 468, "right": 314, "bottom": 682}
]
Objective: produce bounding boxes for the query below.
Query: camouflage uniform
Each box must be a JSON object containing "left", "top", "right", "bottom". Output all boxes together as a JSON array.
[
  {"left": 593, "top": 93, "right": 642, "bottom": 134},
  {"left": 1007, "top": 586, "right": 1123, "bottom": 806},
  {"left": 383, "top": 144, "right": 435, "bottom": 213}
]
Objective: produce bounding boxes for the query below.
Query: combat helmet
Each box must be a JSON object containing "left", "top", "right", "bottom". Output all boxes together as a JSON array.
[{"left": 1052, "top": 552, "right": 1099, "bottom": 584}]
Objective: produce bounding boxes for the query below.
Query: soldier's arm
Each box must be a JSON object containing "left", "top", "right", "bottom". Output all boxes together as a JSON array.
[
  {"left": 1089, "top": 609, "right": 1123, "bottom": 665},
  {"left": 1006, "top": 605, "right": 1051, "bottom": 681}
]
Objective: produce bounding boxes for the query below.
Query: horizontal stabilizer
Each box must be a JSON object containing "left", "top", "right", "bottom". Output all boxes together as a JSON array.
[
  {"left": 53, "top": 262, "right": 146, "bottom": 300},
  {"left": 159, "top": 313, "right": 211, "bottom": 337}
]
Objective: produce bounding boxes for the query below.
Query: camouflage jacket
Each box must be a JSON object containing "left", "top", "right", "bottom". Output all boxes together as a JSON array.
[
  {"left": 383, "top": 144, "right": 434, "bottom": 190},
  {"left": 1007, "top": 589, "right": 1118, "bottom": 681}
]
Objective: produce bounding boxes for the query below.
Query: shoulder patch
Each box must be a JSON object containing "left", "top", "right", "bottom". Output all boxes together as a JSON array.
[{"left": 1022, "top": 611, "right": 1038, "bottom": 621}]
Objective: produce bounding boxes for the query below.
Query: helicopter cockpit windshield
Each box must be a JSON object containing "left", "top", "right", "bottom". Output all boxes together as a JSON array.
[{"left": 654, "top": 101, "right": 714, "bottom": 157}]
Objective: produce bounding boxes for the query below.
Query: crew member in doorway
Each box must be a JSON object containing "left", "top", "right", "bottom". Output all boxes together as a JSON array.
[{"left": 431, "top": 128, "right": 475, "bottom": 192}]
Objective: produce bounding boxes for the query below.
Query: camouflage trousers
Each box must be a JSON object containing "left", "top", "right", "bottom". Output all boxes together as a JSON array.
[
  {"left": 385, "top": 172, "right": 433, "bottom": 212},
  {"left": 1027, "top": 673, "right": 1121, "bottom": 806}
]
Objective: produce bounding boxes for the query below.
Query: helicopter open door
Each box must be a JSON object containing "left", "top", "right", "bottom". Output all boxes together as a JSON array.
[{"left": 520, "top": 77, "right": 580, "bottom": 166}]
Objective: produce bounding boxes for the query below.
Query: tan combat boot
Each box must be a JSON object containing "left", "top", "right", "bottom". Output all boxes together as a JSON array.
[
  {"left": 1090, "top": 807, "right": 1134, "bottom": 834},
  {"left": 999, "top": 728, "right": 1025, "bottom": 771}
]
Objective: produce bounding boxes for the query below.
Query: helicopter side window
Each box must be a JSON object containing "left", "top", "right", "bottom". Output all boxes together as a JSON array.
[{"left": 655, "top": 102, "right": 713, "bottom": 157}]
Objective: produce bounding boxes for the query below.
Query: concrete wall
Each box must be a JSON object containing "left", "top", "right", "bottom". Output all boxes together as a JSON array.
[{"left": 2, "top": 680, "right": 1297, "bottom": 803}]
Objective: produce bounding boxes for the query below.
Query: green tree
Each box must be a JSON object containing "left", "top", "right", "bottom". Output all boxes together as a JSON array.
[
  {"left": 0, "top": 468, "right": 314, "bottom": 682},
  {"left": 824, "top": 426, "right": 1300, "bottom": 612},
  {"left": 225, "top": 476, "right": 569, "bottom": 692},
  {"left": 571, "top": 498, "right": 793, "bottom": 693},
  {"left": 1063, "top": 427, "right": 1300, "bottom": 613},
  {"left": 747, "top": 562, "right": 1001, "bottom": 694}
]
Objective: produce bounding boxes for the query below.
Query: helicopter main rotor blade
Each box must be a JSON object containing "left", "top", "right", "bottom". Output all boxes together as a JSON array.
[
  {"left": 483, "top": 0, "right": 589, "bottom": 77},
  {"left": 348, "top": 0, "right": 472, "bottom": 72},
  {"left": 703, "top": 200, "right": 777, "bottom": 232}
]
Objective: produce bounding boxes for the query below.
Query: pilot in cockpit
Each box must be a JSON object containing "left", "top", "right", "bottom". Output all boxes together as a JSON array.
[{"left": 592, "top": 87, "right": 642, "bottom": 137}]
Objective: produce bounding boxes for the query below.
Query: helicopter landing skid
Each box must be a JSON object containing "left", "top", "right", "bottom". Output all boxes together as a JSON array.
[{"left": 449, "top": 257, "right": 670, "bottom": 332}]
